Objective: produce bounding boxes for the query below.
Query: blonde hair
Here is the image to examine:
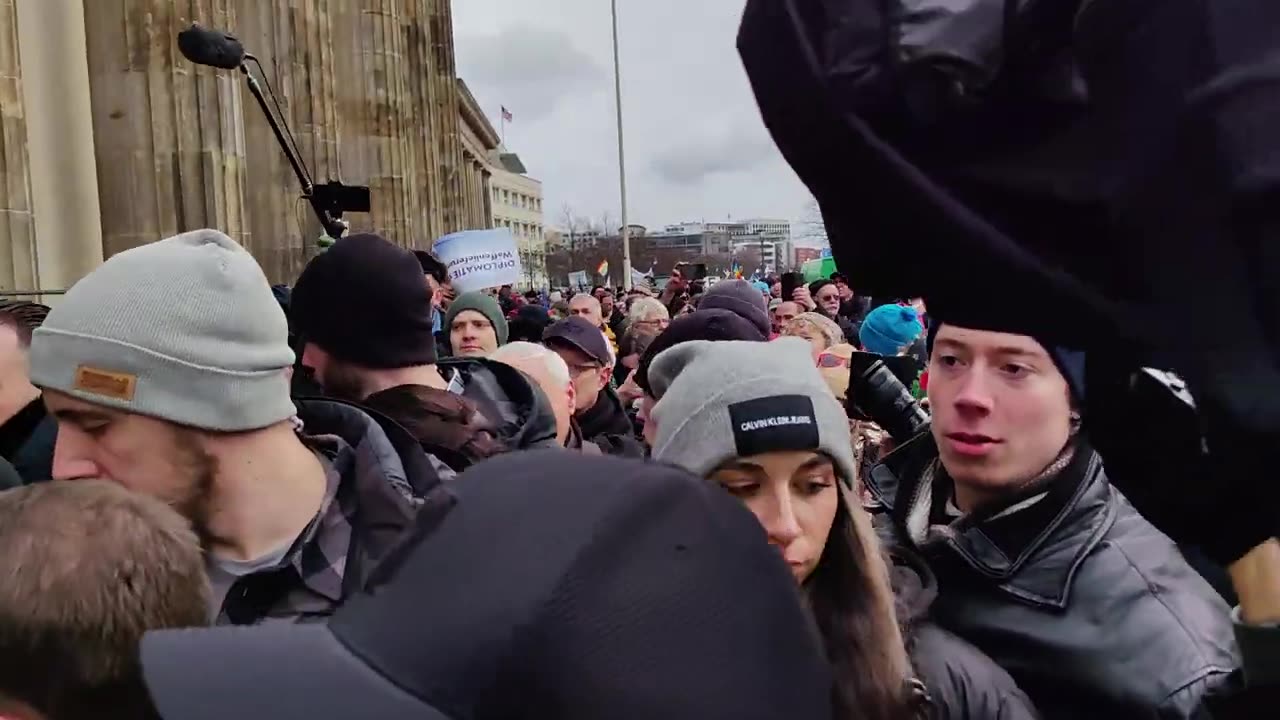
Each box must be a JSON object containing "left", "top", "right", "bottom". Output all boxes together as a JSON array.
[
  {"left": 628, "top": 297, "right": 669, "bottom": 323},
  {"left": 784, "top": 312, "right": 843, "bottom": 348}
]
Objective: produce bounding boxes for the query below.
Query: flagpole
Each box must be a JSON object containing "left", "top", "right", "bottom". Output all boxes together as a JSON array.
[{"left": 611, "top": 0, "right": 633, "bottom": 292}]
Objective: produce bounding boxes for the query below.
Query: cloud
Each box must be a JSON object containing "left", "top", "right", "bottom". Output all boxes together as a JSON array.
[
  {"left": 648, "top": 127, "right": 777, "bottom": 185},
  {"left": 452, "top": 1, "right": 814, "bottom": 229},
  {"left": 456, "top": 26, "right": 608, "bottom": 122}
]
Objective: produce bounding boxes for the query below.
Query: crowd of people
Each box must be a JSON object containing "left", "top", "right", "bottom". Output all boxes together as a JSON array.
[{"left": 0, "top": 225, "right": 1274, "bottom": 720}]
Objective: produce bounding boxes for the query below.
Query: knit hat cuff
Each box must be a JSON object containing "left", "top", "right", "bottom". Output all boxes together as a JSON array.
[
  {"left": 861, "top": 322, "right": 909, "bottom": 355},
  {"left": 304, "top": 325, "right": 438, "bottom": 369},
  {"left": 30, "top": 327, "right": 297, "bottom": 432},
  {"left": 652, "top": 376, "right": 855, "bottom": 482}
]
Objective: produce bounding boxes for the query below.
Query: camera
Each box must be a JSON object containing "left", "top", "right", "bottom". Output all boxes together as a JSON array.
[{"left": 846, "top": 352, "right": 930, "bottom": 443}]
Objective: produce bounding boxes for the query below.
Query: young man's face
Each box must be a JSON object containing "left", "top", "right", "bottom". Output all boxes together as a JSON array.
[
  {"left": 44, "top": 391, "right": 217, "bottom": 530},
  {"left": 450, "top": 311, "right": 499, "bottom": 357},
  {"left": 927, "top": 326, "right": 1072, "bottom": 505},
  {"left": 835, "top": 280, "right": 853, "bottom": 301},
  {"left": 600, "top": 293, "right": 615, "bottom": 316},
  {"left": 772, "top": 301, "right": 801, "bottom": 334}
]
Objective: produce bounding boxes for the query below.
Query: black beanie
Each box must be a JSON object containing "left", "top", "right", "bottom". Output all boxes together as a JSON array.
[
  {"left": 633, "top": 309, "right": 767, "bottom": 395},
  {"left": 290, "top": 233, "right": 438, "bottom": 368}
]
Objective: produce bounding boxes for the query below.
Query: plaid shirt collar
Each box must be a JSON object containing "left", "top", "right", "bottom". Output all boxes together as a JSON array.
[
  {"left": 216, "top": 438, "right": 357, "bottom": 624},
  {"left": 284, "top": 437, "right": 355, "bottom": 603}
]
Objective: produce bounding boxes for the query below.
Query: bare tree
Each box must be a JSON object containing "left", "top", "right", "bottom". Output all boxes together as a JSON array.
[
  {"left": 597, "top": 211, "right": 617, "bottom": 237},
  {"left": 796, "top": 197, "right": 828, "bottom": 246},
  {"left": 559, "top": 204, "right": 586, "bottom": 241}
]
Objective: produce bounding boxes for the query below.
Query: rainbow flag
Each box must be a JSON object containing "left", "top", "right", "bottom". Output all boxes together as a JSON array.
[{"left": 597, "top": 260, "right": 609, "bottom": 277}]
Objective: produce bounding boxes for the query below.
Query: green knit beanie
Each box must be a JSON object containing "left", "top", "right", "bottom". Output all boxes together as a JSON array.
[{"left": 444, "top": 292, "right": 509, "bottom": 345}]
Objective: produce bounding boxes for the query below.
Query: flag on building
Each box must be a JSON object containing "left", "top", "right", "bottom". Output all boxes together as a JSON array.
[
  {"left": 501, "top": 106, "right": 513, "bottom": 123},
  {"left": 597, "top": 260, "right": 609, "bottom": 277}
]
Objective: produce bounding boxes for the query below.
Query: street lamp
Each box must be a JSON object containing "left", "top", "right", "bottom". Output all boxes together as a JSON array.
[{"left": 611, "top": 0, "right": 633, "bottom": 291}]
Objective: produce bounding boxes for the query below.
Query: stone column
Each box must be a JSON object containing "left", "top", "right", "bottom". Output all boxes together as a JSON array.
[
  {"left": 0, "top": 0, "right": 35, "bottom": 293},
  {"left": 83, "top": 0, "right": 248, "bottom": 258},
  {"left": 235, "top": 0, "right": 342, "bottom": 280},
  {"left": 15, "top": 0, "right": 105, "bottom": 297}
]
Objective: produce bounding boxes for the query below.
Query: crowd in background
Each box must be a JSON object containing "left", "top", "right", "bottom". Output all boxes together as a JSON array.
[{"left": 0, "top": 227, "right": 1272, "bottom": 720}]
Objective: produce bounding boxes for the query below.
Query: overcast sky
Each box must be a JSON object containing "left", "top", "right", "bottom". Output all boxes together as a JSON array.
[{"left": 451, "top": 0, "right": 813, "bottom": 234}]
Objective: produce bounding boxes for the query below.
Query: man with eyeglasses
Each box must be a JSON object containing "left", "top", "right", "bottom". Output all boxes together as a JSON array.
[{"left": 543, "top": 318, "right": 644, "bottom": 458}]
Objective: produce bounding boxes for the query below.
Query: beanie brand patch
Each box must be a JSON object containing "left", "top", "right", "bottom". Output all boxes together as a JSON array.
[
  {"left": 73, "top": 366, "right": 137, "bottom": 402},
  {"left": 728, "top": 395, "right": 819, "bottom": 458}
]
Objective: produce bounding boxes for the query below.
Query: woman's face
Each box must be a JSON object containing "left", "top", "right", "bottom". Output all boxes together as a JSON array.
[
  {"left": 709, "top": 451, "right": 839, "bottom": 583},
  {"left": 785, "top": 326, "right": 828, "bottom": 363},
  {"left": 637, "top": 393, "right": 658, "bottom": 447}
]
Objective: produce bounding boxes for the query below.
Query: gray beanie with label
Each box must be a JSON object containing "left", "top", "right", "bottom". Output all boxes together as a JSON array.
[
  {"left": 649, "top": 338, "right": 855, "bottom": 481},
  {"left": 29, "top": 229, "right": 297, "bottom": 431}
]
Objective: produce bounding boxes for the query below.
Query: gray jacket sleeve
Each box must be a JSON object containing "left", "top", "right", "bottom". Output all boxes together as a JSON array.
[{"left": 1232, "top": 606, "right": 1280, "bottom": 687}]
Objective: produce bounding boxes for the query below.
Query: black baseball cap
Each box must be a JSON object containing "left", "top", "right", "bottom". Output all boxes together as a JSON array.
[
  {"left": 141, "top": 452, "right": 831, "bottom": 720},
  {"left": 542, "top": 316, "right": 611, "bottom": 366}
]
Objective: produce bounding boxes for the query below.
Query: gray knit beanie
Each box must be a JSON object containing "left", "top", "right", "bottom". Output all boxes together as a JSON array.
[
  {"left": 649, "top": 338, "right": 855, "bottom": 481},
  {"left": 29, "top": 229, "right": 297, "bottom": 431}
]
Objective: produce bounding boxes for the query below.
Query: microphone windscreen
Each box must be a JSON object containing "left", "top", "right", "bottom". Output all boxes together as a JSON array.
[{"left": 177, "top": 24, "right": 245, "bottom": 70}]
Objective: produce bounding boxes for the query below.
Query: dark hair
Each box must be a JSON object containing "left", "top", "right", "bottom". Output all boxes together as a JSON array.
[
  {"left": 806, "top": 492, "right": 919, "bottom": 720},
  {"left": 413, "top": 250, "right": 449, "bottom": 285},
  {"left": 0, "top": 481, "right": 209, "bottom": 720},
  {"left": 0, "top": 301, "right": 50, "bottom": 347}
]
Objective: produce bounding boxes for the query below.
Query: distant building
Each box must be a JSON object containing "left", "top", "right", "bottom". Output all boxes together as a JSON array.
[
  {"left": 665, "top": 218, "right": 793, "bottom": 273},
  {"left": 489, "top": 154, "right": 547, "bottom": 289},
  {"left": 457, "top": 80, "right": 547, "bottom": 289},
  {"left": 794, "top": 246, "right": 823, "bottom": 265},
  {"left": 648, "top": 224, "right": 732, "bottom": 256}
]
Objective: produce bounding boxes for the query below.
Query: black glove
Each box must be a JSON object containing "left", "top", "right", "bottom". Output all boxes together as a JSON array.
[{"left": 1086, "top": 359, "right": 1278, "bottom": 566}]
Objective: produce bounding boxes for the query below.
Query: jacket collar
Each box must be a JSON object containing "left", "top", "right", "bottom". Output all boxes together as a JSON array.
[
  {"left": 295, "top": 398, "right": 455, "bottom": 590},
  {"left": 578, "top": 385, "right": 631, "bottom": 438},
  {"left": 867, "top": 432, "right": 1115, "bottom": 609}
]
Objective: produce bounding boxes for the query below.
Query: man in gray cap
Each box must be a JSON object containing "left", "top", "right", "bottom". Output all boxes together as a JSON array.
[{"left": 29, "top": 229, "right": 452, "bottom": 626}]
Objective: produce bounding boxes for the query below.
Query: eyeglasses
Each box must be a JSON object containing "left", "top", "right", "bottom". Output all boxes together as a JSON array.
[
  {"left": 568, "top": 363, "right": 604, "bottom": 377},
  {"left": 817, "top": 354, "right": 850, "bottom": 369}
]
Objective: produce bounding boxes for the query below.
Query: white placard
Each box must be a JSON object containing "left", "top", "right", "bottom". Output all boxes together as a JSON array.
[
  {"left": 432, "top": 228, "right": 523, "bottom": 293},
  {"left": 567, "top": 270, "right": 589, "bottom": 289}
]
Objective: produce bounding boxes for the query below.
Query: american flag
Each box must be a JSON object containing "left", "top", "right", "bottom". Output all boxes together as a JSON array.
[{"left": 501, "top": 106, "right": 513, "bottom": 123}]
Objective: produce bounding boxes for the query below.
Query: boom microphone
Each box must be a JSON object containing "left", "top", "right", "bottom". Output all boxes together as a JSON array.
[{"left": 177, "top": 24, "right": 245, "bottom": 70}]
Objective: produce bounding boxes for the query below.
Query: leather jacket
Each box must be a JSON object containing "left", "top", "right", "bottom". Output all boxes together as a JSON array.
[{"left": 867, "top": 434, "right": 1239, "bottom": 718}]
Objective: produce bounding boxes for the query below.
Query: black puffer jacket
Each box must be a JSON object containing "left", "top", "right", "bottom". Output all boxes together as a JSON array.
[
  {"left": 890, "top": 549, "right": 1041, "bottom": 720},
  {"left": 576, "top": 386, "right": 645, "bottom": 458},
  {"left": 867, "top": 434, "right": 1239, "bottom": 719},
  {"left": 438, "top": 357, "right": 559, "bottom": 451}
]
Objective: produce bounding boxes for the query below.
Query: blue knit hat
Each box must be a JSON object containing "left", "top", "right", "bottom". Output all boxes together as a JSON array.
[{"left": 859, "top": 304, "right": 923, "bottom": 356}]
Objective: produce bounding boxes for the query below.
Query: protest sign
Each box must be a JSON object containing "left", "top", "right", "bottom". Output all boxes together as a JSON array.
[
  {"left": 432, "top": 228, "right": 523, "bottom": 293},
  {"left": 567, "top": 270, "right": 589, "bottom": 290}
]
